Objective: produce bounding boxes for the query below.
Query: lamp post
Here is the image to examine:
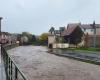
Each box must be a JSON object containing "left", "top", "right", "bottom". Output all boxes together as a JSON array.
[
  {"left": 0, "top": 17, "right": 3, "bottom": 44},
  {"left": 0, "top": 17, "right": 2, "bottom": 34},
  {"left": 90, "top": 21, "right": 96, "bottom": 48}
]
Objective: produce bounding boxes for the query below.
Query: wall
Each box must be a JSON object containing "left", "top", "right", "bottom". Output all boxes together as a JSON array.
[
  {"left": 48, "top": 35, "right": 56, "bottom": 44},
  {"left": 96, "top": 28, "right": 100, "bottom": 35},
  {"left": 88, "top": 36, "right": 100, "bottom": 47},
  {"left": 53, "top": 43, "right": 69, "bottom": 48}
]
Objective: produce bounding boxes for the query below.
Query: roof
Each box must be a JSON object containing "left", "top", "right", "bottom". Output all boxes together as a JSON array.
[
  {"left": 49, "top": 27, "right": 65, "bottom": 35},
  {"left": 81, "top": 24, "right": 100, "bottom": 29},
  {"left": 59, "top": 27, "right": 65, "bottom": 32},
  {"left": 1, "top": 32, "right": 10, "bottom": 35},
  {"left": 49, "top": 27, "right": 55, "bottom": 32},
  {"left": 95, "top": 24, "right": 100, "bottom": 28},
  {"left": 66, "top": 23, "right": 80, "bottom": 28},
  {"left": 54, "top": 30, "right": 60, "bottom": 34},
  {"left": 61, "top": 23, "right": 79, "bottom": 36},
  {"left": 81, "top": 24, "right": 92, "bottom": 29}
]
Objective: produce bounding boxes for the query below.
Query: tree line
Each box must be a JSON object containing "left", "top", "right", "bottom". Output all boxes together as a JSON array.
[{"left": 18, "top": 32, "right": 48, "bottom": 45}]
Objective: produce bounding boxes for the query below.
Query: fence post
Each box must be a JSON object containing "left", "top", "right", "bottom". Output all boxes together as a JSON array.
[{"left": 15, "top": 67, "right": 18, "bottom": 80}]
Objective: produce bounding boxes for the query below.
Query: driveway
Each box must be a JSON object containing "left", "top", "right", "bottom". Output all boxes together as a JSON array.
[{"left": 8, "top": 46, "right": 100, "bottom": 80}]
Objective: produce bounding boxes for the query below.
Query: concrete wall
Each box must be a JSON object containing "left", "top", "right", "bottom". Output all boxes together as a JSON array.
[
  {"left": 48, "top": 35, "right": 56, "bottom": 44},
  {"left": 83, "top": 29, "right": 94, "bottom": 35},
  {"left": 53, "top": 43, "right": 69, "bottom": 48},
  {"left": 96, "top": 28, "right": 100, "bottom": 35}
]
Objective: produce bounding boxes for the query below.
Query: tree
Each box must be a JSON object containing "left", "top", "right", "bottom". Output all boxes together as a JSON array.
[
  {"left": 32, "top": 35, "right": 36, "bottom": 42},
  {"left": 21, "top": 36, "right": 29, "bottom": 43},
  {"left": 39, "top": 33, "right": 48, "bottom": 45},
  {"left": 22, "top": 32, "right": 32, "bottom": 40},
  {"left": 22, "top": 32, "right": 36, "bottom": 44},
  {"left": 64, "top": 26, "right": 84, "bottom": 45}
]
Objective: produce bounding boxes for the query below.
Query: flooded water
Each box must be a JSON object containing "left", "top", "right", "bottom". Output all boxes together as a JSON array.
[{"left": 7, "top": 46, "right": 100, "bottom": 80}]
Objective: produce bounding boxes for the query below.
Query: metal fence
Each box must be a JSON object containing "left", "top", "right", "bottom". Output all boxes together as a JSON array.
[{"left": 1, "top": 44, "right": 28, "bottom": 80}]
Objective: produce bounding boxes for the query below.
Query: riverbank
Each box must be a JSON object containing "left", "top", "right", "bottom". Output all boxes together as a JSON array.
[{"left": 52, "top": 49, "right": 100, "bottom": 65}]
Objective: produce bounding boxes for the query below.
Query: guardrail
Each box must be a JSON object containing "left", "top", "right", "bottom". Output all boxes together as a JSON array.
[
  {"left": 2, "top": 43, "right": 19, "bottom": 50},
  {"left": 1, "top": 44, "right": 28, "bottom": 80}
]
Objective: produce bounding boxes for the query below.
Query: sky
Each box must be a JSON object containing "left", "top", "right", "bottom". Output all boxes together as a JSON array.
[{"left": 0, "top": 0, "right": 100, "bottom": 35}]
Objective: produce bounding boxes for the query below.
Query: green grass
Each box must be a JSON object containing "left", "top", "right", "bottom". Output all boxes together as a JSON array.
[
  {"left": 74, "top": 47, "right": 100, "bottom": 53},
  {"left": 76, "top": 47, "right": 97, "bottom": 51},
  {"left": 59, "top": 47, "right": 100, "bottom": 55},
  {"left": 67, "top": 47, "right": 100, "bottom": 52}
]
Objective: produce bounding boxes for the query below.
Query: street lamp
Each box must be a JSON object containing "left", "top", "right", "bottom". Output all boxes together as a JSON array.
[
  {"left": 90, "top": 21, "right": 96, "bottom": 48},
  {"left": 0, "top": 17, "right": 3, "bottom": 44}
]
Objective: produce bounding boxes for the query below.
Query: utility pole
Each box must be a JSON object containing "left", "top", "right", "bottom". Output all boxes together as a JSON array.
[
  {"left": 0, "top": 17, "right": 2, "bottom": 34},
  {"left": 90, "top": 21, "right": 96, "bottom": 48},
  {"left": 0, "top": 17, "right": 4, "bottom": 80},
  {"left": 0, "top": 17, "right": 3, "bottom": 44}
]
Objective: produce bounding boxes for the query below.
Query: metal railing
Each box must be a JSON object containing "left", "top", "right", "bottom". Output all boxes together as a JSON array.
[{"left": 1, "top": 44, "right": 28, "bottom": 80}]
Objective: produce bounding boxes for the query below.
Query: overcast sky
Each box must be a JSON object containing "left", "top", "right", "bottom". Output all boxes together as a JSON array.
[{"left": 0, "top": 0, "right": 100, "bottom": 35}]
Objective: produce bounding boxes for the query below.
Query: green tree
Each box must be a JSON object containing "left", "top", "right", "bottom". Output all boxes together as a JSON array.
[
  {"left": 70, "top": 26, "right": 84, "bottom": 45},
  {"left": 39, "top": 33, "right": 48, "bottom": 45},
  {"left": 22, "top": 32, "right": 33, "bottom": 44},
  {"left": 64, "top": 26, "right": 84, "bottom": 45}
]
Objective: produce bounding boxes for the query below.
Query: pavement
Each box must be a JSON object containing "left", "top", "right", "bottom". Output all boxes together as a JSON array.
[{"left": 7, "top": 46, "right": 100, "bottom": 80}]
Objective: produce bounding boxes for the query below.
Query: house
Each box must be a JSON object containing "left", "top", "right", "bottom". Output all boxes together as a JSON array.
[
  {"left": 0, "top": 32, "right": 18, "bottom": 44},
  {"left": 48, "top": 24, "right": 83, "bottom": 48},
  {"left": 61, "top": 23, "right": 84, "bottom": 47},
  {"left": 62, "top": 23, "right": 100, "bottom": 48},
  {"left": 81, "top": 23, "right": 100, "bottom": 47},
  {"left": 0, "top": 32, "right": 9, "bottom": 44},
  {"left": 48, "top": 27, "right": 69, "bottom": 48},
  {"left": 48, "top": 22, "right": 100, "bottom": 48},
  {"left": 61, "top": 23, "right": 81, "bottom": 36}
]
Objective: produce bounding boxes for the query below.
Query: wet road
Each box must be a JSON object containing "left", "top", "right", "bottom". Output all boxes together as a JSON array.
[{"left": 8, "top": 46, "right": 100, "bottom": 80}]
